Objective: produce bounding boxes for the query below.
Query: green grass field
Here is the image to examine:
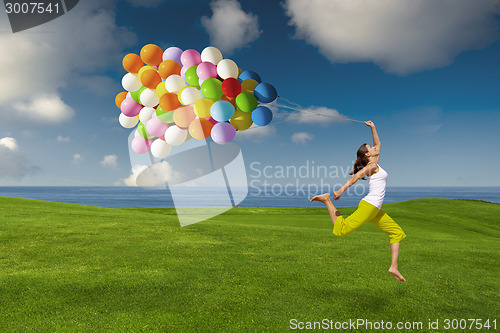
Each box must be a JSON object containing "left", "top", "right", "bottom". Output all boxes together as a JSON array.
[{"left": 0, "top": 197, "right": 499, "bottom": 332}]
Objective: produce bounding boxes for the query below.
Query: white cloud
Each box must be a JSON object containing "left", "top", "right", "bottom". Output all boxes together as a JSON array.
[
  {"left": 119, "top": 162, "right": 185, "bottom": 187},
  {"left": 13, "top": 95, "right": 75, "bottom": 124},
  {"left": 125, "top": 0, "right": 164, "bottom": 8},
  {"left": 234, "top": 123, "right": 277, "bottom": 143},
  {"left": 72, "top": 153, "right": 83, "bottom": 165},
  {"left": 0, "top": 137, "right": 40, "bottom": 180},
  {"left": 285, "top": 106, "right": 352, "bottom": 125},
  {"left": 100, "top": 154, "right": 118, "bottom": 169},
  {"left": 284, "top": 0, "right": 500, "bottom": 75},
  {"left": 202, "top": 0, "right": 261, "bottom": 55},
  {"left": 56, "top": 135, "right": 70, "bottom": 143},
  {"left": 291, "top": 132, "right": 314, "bottom": 145}
]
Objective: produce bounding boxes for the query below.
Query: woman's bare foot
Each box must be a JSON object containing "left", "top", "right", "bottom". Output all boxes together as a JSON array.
[
  {"left": 310, "top": 193, "right": 331, "bottom": 203},
  {"left": 388, "top": 267, "right": 406, "bottom": 282}
]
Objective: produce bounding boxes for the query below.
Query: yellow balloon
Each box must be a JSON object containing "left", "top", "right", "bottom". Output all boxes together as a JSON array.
[
  {"left": 138, "top": 66, "right": 157, "bottom": 81},
  {"left": 156, "top": 81, "right": 168, "bottom": 98},
  {"left": 194, "top": 98, "right": 214, "bottom": 118},
  {"left": 230, "top": 109, "right": 253, "bottom": 131},
  {"left": 241, "top": 79, "right": 258, "bottom": 93},
  {"left": 177, "top": 86, "right": 188, "bottom": 104}
]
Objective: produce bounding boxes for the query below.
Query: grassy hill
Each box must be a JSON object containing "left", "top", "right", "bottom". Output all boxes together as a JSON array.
[{"left": 0, "top": 197, "right": 498, "bottom": 332}]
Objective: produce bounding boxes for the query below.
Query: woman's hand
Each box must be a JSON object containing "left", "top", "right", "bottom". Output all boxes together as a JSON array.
[
  {"left": 333, "top": 190, "right": 342, "bottom": 201},
  {"left": 365, "top": 120, "right": 375, "bottom": 128}
]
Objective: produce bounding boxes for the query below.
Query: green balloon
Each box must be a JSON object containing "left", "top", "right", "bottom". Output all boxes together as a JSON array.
[
  {"left": 157, "top": 110, "right": 174, "bottom": 123},
  {"left": 201, "top": 78, "right": 223, "bottom": 100},
  {"left": 185, "top": 66, "right": 200, "bottom": 88},
  {"left": 131, "top": 86, "right": 146, "bottom": 104},
  {"left": 235, "top": 92, "right": 258, "bottom": 112},
  {"left": 137, "top": 122, "right": 155, "bottom": 139}
]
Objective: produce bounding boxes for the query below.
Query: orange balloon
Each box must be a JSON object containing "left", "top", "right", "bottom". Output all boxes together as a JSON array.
[
  {"left": 189, "top": 118, "right": 214, "bottom": 140},
  {"left": 159, "top": 93, "right": 180, "bottom": 112},
  {"left": 115, "top": 91, "right": 128, "bottom": 109},
  {"left": 140, "top": 69, "right": 162, "bottom": 89},
  {"left": 173, "top": 106, "right": 196, "bottom": 128},
  {"left": 158, "top": 60, "right": 181, "bottom": 79},
  {"left": 221, "top": 95, "right": 236, "bottom": 108},
  {"left": 140, "top": 44, "right": 163, "bottom": 66},
  {"left": 122, "top": 53, "right": 143, "bottom": 73}
]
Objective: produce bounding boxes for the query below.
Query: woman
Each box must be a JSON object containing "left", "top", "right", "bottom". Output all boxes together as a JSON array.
[{"left": 310, "top": 121, "right": 407, "bottom": 282}]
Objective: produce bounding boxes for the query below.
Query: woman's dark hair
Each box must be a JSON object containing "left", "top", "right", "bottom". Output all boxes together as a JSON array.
[{"left": 349, "top": 143, "right": 369, "bottom": 179}]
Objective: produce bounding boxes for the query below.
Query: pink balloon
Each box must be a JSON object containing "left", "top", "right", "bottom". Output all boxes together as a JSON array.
[
  {"left": 181, "top": 49, "right": 201, "bottom": 68},
  {"left": 131, "top": 137, "right": 153, "bottom": 154},
  {"left": 146, "top": 117, "right": 169, "bottom": 137},
  {"left": 121, "top": 97, "right": 142, "bottom": 117},
  {"left": 211, "top": 122, "right": 236, "bottom": 144},
  {"left": 207, "top": 117, "right": 218, "bottom": 125},
  {"left": 197, "top": 62, "right": 218, "bottom": 81}
]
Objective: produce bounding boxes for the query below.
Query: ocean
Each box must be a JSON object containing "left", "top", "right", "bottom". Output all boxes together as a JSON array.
[{"left": 0, "top": 186, "right": 498, "bottom": 208}]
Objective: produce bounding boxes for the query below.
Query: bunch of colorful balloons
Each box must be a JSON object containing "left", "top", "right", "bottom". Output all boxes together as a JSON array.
[{"left": 115, "top": 44, "right": 277, "bottom": 159}]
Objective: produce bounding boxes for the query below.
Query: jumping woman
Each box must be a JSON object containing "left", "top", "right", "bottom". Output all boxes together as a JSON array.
[{"left": 310, "top": 121, "right": 407, "bottom": 282}]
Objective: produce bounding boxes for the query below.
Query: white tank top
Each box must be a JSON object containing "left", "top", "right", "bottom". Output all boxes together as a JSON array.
[{"left": 362, "top": 164, "right": 388, "bottom": 209}]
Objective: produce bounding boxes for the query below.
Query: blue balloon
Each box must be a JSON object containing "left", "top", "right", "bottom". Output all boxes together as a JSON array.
[
  {"left": 253, "top": 83, "right": 277, "bottom": 103},
  {"left": 210, "top": 100, "right": 235, "bottom": 122},
  {"left": 252, "top": 106, "right": 273, "bottom": 126},
  {"left": 238, "top": 70, "right": 261, "bottom": 83}
]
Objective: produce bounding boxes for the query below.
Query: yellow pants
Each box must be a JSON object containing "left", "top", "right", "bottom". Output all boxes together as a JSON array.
[{"left": 333, "top": 200, "right": 406, "bottom": 243}]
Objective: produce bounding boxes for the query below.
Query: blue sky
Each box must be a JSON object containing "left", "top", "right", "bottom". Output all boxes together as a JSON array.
[{"left": 0, "top": 0, "right": 499, "bottom": 188}]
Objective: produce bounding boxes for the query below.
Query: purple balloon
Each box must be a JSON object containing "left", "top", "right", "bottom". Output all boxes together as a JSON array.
[
  {"left": 121, "top": 97, "right": 142, "bottom": 117},
  {"left": 131, "top": 136, "right": 153, "bottom": 154},
  {"left": 180, "top": 66, "right": 188, "bottom": 80},
  {"left": 181, "top": 49, "right": 202, "bottom": 68},
  {"left": 163, "top": 47, "right": 183, "bottom": 64},
  {"left": 211, "top": 122, "right": 236, "bottom": 144},
  {"left": 146, "top": 117, "right": 169, "bottom": 137},
  {"left": 197, "top": 62, "right": 218, "bottom": 81}
]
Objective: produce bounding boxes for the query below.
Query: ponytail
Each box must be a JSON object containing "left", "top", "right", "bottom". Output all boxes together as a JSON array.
[{"left": 349, "top": 143, "right": 370, "bottom": 179}]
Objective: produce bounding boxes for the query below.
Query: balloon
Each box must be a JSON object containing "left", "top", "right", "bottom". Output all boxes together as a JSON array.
[
  {"left": 137, "top": 66, "right": 157, "bottom": 81},
  {"left": 173, "top": 105, "right": 196, "bottom": 128},
  {"left": 239, "top": 70, "right": 261, "bottom": 83},
  {"left": 230, "top": 109, "right": 253, "bottom": 131},
  {"left": 221, "top": 95, "right": 236, "bottom": 108},
  {"left": 121, "top": 97, "right": 142, "bottom": 117},
  {"left": 164, "top": 125, "right": 188, "bottom": 146},
  {"left": 194, "top": 98, "right": 214, "bottom": 118},
  {"left": 235, "top": 92, "right": 258, "bottom": 112},
  {"left": 140, "top": 69, "right": 162, "bottom": 89},
  {"left": 139, "top": 107, "right": 155, "bottom": 124},
  {"left": 181, "top": 49, "right": 202, "bottom": 68},
  {"left": 189, "top": 118, "right": 214, "bottom": 140},
  {"left": 240, "top": 79, "right": 258, "bottom": 93},
  {"left": 157, "top": 109, "right": 174, "bottom": 123},
  {"left": 165, "top": 75, "right": 186, "bottom": 93},
  {"left": 179, "top": 86, "right": 202, "bottom": 105},
  {"left": 185, "top": 66, "right": 200, "bottom": 88},
  {"left": 156, "top": 81, "right": 168, "bottom": 98},
  {"left": 140, "top": 88, "right": 160, "bottom": 107},
  {"left": 137, "top": 122, "right": 155, "bottom": 139},
  {"left": 196, "top": 62, "right": 218, "bottom": 82},
  {"left": 140, "top": 44, "right": 163, "bottom": 66},
  {"left": 158, "top": 60, "right": 182, "bottom": 79},
  {"left": 146, "top": 116, "right": 169, "bottom": 137},
  {"left": 122, "top": 53, "right": 144, "bottom": 74},
  {"left": 217, "top": 59, "right": 238, "bottom": 79},
  {"left": 131, "top": 136, "right": 153, "bottom": 154},
  {"left": 221, "top": 78, "right": 241, "bottom": 98},
  {"left": 210, "top": 100, "right": 235, "bottom": 122},
  {"left": 200, "top": 78, "right": 223, "bottom": 99},
  {"left": 254, "top": 83, "right": 277, "bottom": 103},
  {"left": 122, "top": 73, "right": 142, "bottom": 92},
  {"left": 163, "top": 47, "right": 183, "bottom": 64},
  {"left": 115, "top": 91, "right": 127, "bottom": 109},
  {"left": 251, "top": 106, "right": 273, "bottom": 126},
  {"left": 159, "top": 92, "right": 181, "bottom": 112},
  {"left": 211, "top": 122, "right": 236, "bottom": 144},
  {"left": 151, "top": 139, "right": 172, "bottom": 159},
  {"left": 201, "top": 46, "right": 223, "bottom": 65},
  {"left": 119, "top": 113, "right": 140, "bottom": 128},
  {"left": 207, "top": 117, "right": 218, "bottom": 125}
]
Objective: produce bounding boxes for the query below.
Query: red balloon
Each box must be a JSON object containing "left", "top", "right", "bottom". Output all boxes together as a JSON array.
[{"left": 221, "top": 78, "right": 242, "bottom": 98}]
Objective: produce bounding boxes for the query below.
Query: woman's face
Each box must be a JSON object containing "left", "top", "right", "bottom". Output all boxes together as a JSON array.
[{"left": 365, "top": 144, "right": 379, "bottom": 157}]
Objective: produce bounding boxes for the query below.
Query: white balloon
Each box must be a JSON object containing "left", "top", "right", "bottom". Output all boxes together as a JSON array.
[
  {"left": 165, "top": 74, "right": 186, "bottom": 93},
  {"left": 139, "top": 107, "right": 155, "bottom": 124},
  {"left": 119, "top": 113, "right": 139, "bottom": 128},
  {"left": 122, "top": 73, "right": 142, "bottom": 92},
  {"left": 217, "top": 59, "right": 238, "bottom": 80},
  {"left": 180, "top": 87, "right": 202, "bottom": 105},
  {"left": 151, "top": 139, "right": 172, "bottom": 159},
  {"left": 140, "top": 89, "right": 159, "bottom": 107},
  {"left": 201, "top": 46, "right": 223, "bottom": 65},
  {"left": 164, "top": 125, "right": 187, "bottom": 146}
]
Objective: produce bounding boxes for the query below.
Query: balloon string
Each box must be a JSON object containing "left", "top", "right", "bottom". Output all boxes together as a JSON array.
[{"left": 272, "top": 102, "right": 366, "bottom": 123}]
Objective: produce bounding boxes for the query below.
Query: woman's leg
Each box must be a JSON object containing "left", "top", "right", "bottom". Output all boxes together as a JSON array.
[
  {"left": 389, "top": 242, "right": 406, "bottom": 282},
  {"left": 310, "top": 193, "right": 341, "bottom": 226}
]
